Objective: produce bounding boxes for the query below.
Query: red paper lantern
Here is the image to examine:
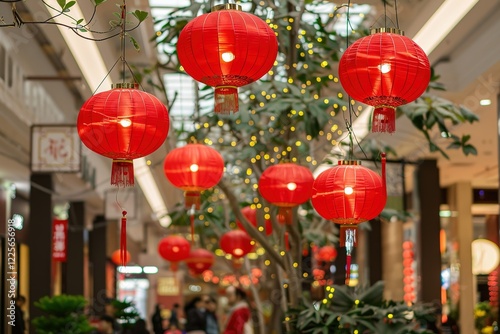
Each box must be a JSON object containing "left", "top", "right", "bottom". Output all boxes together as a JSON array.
[
  {"left": 111, "top": 249, "right": 131, "bottom": 265},
  {"left": 177, "top": 4, "right": 278, "bottom": 114},
  {"left": 236, "top": 206, "right": 273, "bottom": 236},
  {"left": 186, "top": 248, "right": 215, "bottom": 275},
  {"left": 78, "top": 83, "right": 169, "bottom": 187},
  {"left": 158, "top": 235, "right": 191, "bottom": 272},
  {"left": 220, "top": 230, "right": 253, "bottom": 259},
  {"left": 164, "top": 143, "right": 225, "bottom": 209},
  {"left": 338, "top": 29, "right": 430, "bottom": 133},
  {"left": 311, "top": 155, "right": 387, "bottom": 281},
  {"left": 258, "top": 163, "right": 314, "bottom": 224},
  {"left": 316, "top": 245, "right": 337, "bottom": 263}
]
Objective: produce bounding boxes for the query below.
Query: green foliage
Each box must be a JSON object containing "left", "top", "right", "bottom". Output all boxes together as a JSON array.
[
  {"left": 111, "top": 299, "right": 141, "bottom": 329},
  {"left": 287, "top": 282, "right": 436, "bottom": 334},
  {"left": 32, "top": 295, "right": 93, "bottom": 334},
  {"left": 474, "top": 301, "right": 495, "bottom": 331}
]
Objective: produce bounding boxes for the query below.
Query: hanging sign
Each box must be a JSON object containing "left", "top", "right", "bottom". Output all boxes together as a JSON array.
[{"left": 52, "top": 219, "right": 68, "bottom": 262}]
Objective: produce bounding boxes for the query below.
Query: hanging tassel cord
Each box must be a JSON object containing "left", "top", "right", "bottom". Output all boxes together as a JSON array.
[
  {"left": 345, "top": 228, "right": 355, "bottom": 285},
  {"left": 189, "top": 204, "right": 196, "bottom": 245},
  {"left": 120, "top": 210, "right": 128, "bottom": 267}
]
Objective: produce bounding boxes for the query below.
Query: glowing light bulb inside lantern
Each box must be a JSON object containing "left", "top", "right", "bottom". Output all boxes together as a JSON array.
[
  {"left": 221, "top": 52, "right": 235, "bottom": 62},
  {"left": 172, "top": 246, "right": 180, "bottom": 253},
  {"left": 378, "top": 63, "right": 391, "bottom": 74},
  {"left": 287, "top": 182, "right": 297, "bottom": 191},
  {"left": 190, "top": 164, "right": 199, "bottom": 172},
  {"left": 234, "top": 248, "right": 243, "bottom": 256},
  {"left": 344, "top": 186, "right": 353, "bottom": 195},
  {"left": 119, "top": 118, "right": 132, "bottom": 127}
]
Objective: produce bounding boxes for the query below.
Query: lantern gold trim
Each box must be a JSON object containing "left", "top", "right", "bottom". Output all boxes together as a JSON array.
[
  {"left": 338, "top": 160, "right": 361, "bottom": 166},
  {"left": 370, "top": 27, "right": 404, "bottom": 36},
  {"left": 212, "top": 3, "right": 242, "bottom": 11},
  {"left": 112, "top": 82, "right": 139, "bottom": 89}
]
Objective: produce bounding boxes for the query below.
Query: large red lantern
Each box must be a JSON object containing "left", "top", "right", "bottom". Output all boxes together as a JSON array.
[
  {"left": 258, "top": 163, "right": 314, "bottom": 224},
  {"left": 220, "top": 230, "right": 254, "bottom": 259},
  {"left": 158, "top": 235, "right": 191, "bottom": 272},
  {"left": 338, "top": 29, "right": 430, "bottom": 133},
  {"left": 177, "top": 4, "right": 278, "bottom": 114},
  {"left": 78, "top": 83, "right": 169, "bottom": 187},
  {"left": 311, "top": 154, "right": 387, "bottom": 281},
  {"left": 111, "top": 249, "right": 131, "bottom": 266},
  {"left": 186, "top": 248, "right": 215, "bottom": 275},
  {"left": 164, "top": 143, "right": 225, "bottom": 210},
  {"left": 236, "top": 206, "right": 273, "bottom": 236}
]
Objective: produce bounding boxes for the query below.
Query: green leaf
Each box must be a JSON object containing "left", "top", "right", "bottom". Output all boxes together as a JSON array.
[
  {"left": 463, "top": 145, "right": 478, "bottom": 156},
  {"left": 93, "top": 0, "right": 106, "bottom": 5},
  {"left": 56, "top": 0, "right": 66, "bottom": 10},
  {"left": 129, "top": 36, "right": 140, "bottom": 51},
  {"left": 64, "top": 1, "right": 76, "bottom": 11},
  {"left": 132, "top": 10, "right": 149, "bottom": 22}
]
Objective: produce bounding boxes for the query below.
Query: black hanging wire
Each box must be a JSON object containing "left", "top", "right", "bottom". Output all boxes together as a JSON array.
[
  {"left": 394, "top": 0, "right": 400, "bottom": 29},
  {"left": 383, "top": 0, "right": 387, "bottom": 29}
]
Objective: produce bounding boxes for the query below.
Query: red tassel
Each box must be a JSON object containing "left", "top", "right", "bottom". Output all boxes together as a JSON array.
[
  {"left": 345, "top": 253, "right": 352, "bottom": 285},
  {"left": 111, "top": 160, "right": 134, "bottom": 187},
  {"left": 278, "top": 207, "right": 293, "bottom": 225},
  {"left": 189, "top": 213, "right": 195, "bottom": 244},
  {"left": 339, "top": 225, "right": 358, "bottom": 247},
  {"left": 214, "top": 86, "right": 239, "bottom": 114},
  {"left": 170, "top": 262, "right": 178, "bottom": 272},
  {"left": 185, "top": 191, "right": 201, "bottom": 210},
  {"left": 284, "top": 232, "right": 290, "bottom": 251},
  {"left": 120, "top": 211, "right": 127, "bottom": 267},
  {"left": 372, "top": 106, "right": 396, "bottom": 133}
]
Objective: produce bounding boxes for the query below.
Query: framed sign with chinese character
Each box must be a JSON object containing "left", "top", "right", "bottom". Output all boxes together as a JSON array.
[
  {"left": 52, "top": 219, "right": 68, "bottom": 262},
  {"left": 31, "top": 125, "right": 81, "bottom": 172}
]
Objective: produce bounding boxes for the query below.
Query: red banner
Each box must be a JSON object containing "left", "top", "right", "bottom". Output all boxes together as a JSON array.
[{"left": 52, "top": 219, "right": 68, "bottom": 262}]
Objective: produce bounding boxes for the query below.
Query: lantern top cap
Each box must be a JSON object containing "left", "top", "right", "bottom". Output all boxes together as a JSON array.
[
  {"left": 370, "top": 27, "right": 404, "bottom": 36},
  {"left": 112, "top": 82, "right": 139, "bottom": 89},
  {"left": 337, "top": 160, "right": 361, "bottom": 166},
  {"left": 211, "top": 3, "right": 242, "bottom": 11}
]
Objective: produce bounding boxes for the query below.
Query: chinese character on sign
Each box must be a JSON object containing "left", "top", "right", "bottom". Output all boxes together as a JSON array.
[
  {"left": 31, "top": 126, "right": 81, "bottom": 172},
  {"left": 52, "top": 220, "right": 67, "bottom": 262}
]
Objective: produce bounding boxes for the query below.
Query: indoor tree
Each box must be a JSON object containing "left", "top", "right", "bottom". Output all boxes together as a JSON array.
[{"left": 150, "top": 0, "right": 478, "bottom": 332}]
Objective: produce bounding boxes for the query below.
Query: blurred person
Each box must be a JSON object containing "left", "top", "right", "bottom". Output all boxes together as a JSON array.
[
  {"left": 204, "top": 296, "right": 219, "bottom": 334},
  {"left": 97, "top": 315, "right": 116, "bottom": 334},
  {"left": 132, "top": 319, "right": 150, "bottom": 334},
  {"left": 169, "top": 303, "right": 180, "bottom": 328},
  {"left": 12, "top": 295, "right": 26, "bottom": 334},
  {"left": 185, "top": 296, "right": 206, "bottom": 334},
  {"left": 152, "top": 304, "right": 165, "bottom": 334},
  {"left": 223, "top": 286, "right": 252, "bottom": 334},
  {"left": 164, "top": 323, "right": 183, "bottom": 334}
]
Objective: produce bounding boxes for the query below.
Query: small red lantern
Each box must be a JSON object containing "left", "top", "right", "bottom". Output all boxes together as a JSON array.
[
  {"left": 111, "top": 249, "right": 131, "bottom": 266},
  {"left": 236, "top": 206, "right": 273, "bottom": 236},
  {"left": 311, "top": 155, "right": 387, "bottom": 281},
  {"left": 338, "top": 29, "right": 430, "bottom": 133},
  {"left": 258, "top": 163, "right": 314, "bottom": 224},
  {"left": 177, "top": 4, "right": 278, "bottom": 114},
  {"left": 186, "top": 248, "right": 215, "bottom": 275},
  {"left": 158, "top": 236, "right": 191, "bottom": 272},
  {"left": 316, "top": 246, "right": 337, "bottom": 263},
  {"left": 78, "top": 83, "right": 169, "bottom": 187},
  {"left": 164, "top": 143, "right": 225, "bottom": 210},
  {"left": 220, "top": 230, "right": 254, "bottom": 258}
]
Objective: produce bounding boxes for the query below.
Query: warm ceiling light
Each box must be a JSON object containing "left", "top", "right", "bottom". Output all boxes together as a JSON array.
[{"left": 480, "top": 99, "right": 491, "bottom": 106}]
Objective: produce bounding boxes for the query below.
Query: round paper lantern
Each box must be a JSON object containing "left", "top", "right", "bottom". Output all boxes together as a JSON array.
[
  {"left": 339, "top": 29, "right": 430, "bottom": 133},
  {"left": 316, "top": 245, "right": 337, "bottom": 263},
  {"left": 186, "top": 248, "right": 215, "bottom": 275},
  {"left": 158, "top": 235, "right": 191, "bottom": 272},
  {"left": 164, "top": 143, "right": 225, "bottom": 209},
  {"left": 220, "top": 230, "right": 253, "bottom": 259},
  {"left": 177, "top": 4, "right": 278, "bottom": 114},
  {"left": 111, "top": 249, "right": 131, "bottom": 265},
  {"left": 78, "top": 83, "right": 169, "bottom": 187},
  {"left": 236, "top": 206, "right": 273, "bottom": 236},
  {"left": 311, "top": 155, "right": 387, "bottom": 281},
  {"left": 258, "top": 163, "right": 314, "bottom": 224}
]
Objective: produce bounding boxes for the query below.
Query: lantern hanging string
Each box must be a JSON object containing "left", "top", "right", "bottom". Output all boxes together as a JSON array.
[
  {"left": 120, "top": 0, "right": 127, "bottom": 83},
  {"left": 115, "top": 188, "right": 128, "bottom": 267},
  {"left": 395, "top": 0, "right": 399, "bottom": 29}
]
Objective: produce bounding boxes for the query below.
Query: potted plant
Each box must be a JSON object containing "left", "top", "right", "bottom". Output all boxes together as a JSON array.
[{"left": 32, "top": 294, "right": 94, "bottom": 334}]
